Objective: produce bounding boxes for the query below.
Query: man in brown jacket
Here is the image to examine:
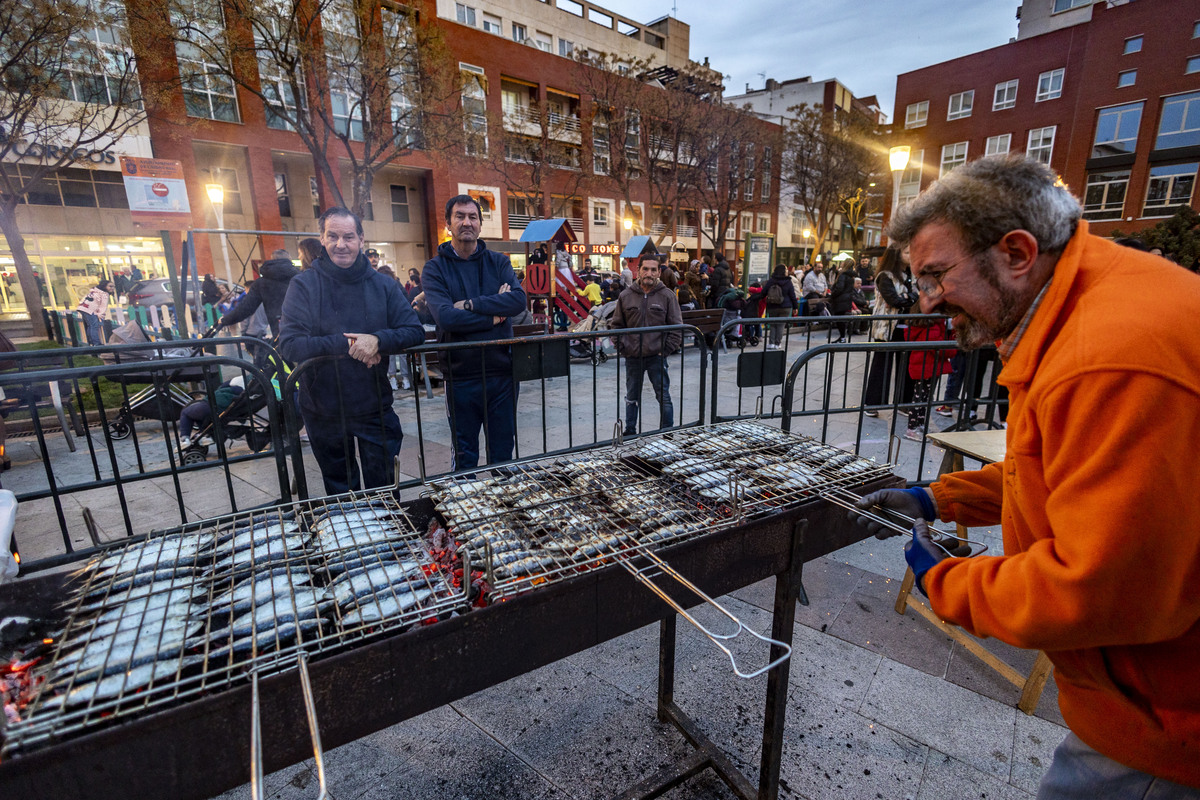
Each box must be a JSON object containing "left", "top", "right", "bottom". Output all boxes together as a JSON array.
[{"left": 611, "top": 254, "right": 682, "bottom": 437}]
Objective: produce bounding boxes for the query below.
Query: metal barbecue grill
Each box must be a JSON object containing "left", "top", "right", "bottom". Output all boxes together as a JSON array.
[
  {"left": 4, "top": 493, "right": 465, "bottom": 756},
  {"left": 0, "top": 419, "right": 903, "bottom": 800}
]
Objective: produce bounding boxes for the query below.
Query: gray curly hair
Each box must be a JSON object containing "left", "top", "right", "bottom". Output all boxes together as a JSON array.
[{"left": 887, "top": 156, "right": 1082, "bottom": 256}]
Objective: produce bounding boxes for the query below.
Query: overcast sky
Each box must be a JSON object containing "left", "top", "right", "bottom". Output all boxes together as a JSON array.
[{"left": 593, "top": 0, "right": 1021, "bottom": 121}]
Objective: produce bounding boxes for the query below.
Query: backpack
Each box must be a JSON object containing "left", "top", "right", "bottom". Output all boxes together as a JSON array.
[{"left": 765, "top": 282, "right": 784, "bottom": 306}]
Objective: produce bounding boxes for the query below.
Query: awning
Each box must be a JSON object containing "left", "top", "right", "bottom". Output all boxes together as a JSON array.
[
  {"left": 620, "top": 235, "right": 659, "bottom": 260},
  {"left": 518, "top": 218, "right": 578, "bottom": 244},
  {"left": 468, "top": 189, "right": 496, "bottom": 209}
]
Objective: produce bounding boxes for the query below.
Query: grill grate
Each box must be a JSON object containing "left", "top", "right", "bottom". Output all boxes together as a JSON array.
[
  {"left": 4, "top": 493, "right": 466, "bottom": 756},
  {"left": 429, "top": 420, "right": 893, "bottom": 599}
]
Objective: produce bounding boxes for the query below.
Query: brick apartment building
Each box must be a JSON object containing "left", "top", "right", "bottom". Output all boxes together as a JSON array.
[
  {"left": 891, "top": 0, "right": 1200, "bottom": 238},
  {"left": 0, "top": 0, "right": 779, "bottom": 322}
]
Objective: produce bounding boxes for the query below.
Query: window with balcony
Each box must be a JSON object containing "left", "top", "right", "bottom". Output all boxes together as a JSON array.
[
  {"left": 512, "top": 23, "right": 526, "bottom": 43},
  {"left": 1082, "top": 171, "right": 1129, "bottom": 221},
  {"left": 390, "top": 185, "right": 410, "bottom": 223},
  {"left": 985, "top": 134, "right": 1011, "bottom": 156},
  {"left": 905, "top": 100, "right": 928, "bottom": 129},
  {"left": 1092, "top": 102, "right": 1142, "bottom": 157},
  {"left": 455, "top": 3, "right": 475, "bottom": 26},
  {"left": 1156, "top": 91, "right": 1200, "bottom": 150},
  {"left": 461, "top": 66, "right": 487, "bottom": 156},
  {"left": 940, "top": 142, "right": 967, "bottom": 176},
  {"left": 1027, "top": 126, "right": 1055, "bottom": 164},
  {"left": 1123, "top": 36, "right": 1143, "bottom": 55},
  {"left": 947, "top": 90, "right": 974, "bottom": 120},
  {"left": 592, "top": 113, "right": 610, "bottom": 175},
  {"left": 534, "top": 31, "right": 552, "bottom": 51},
  {"left": 1037, "top": 68, "right": 1064, "bottom": 101},
  {"left": 275, "top": 173, "right": 291, "bottom": 217},
  {"left": 1117, "top": 70, "right": 1137, "bottom": 88},
  {"left": 993, "top": 80, "right": 1018, "bottom": 111},
  {"left": 1144, "top": 163, "right": 1197, "bottom": 216}
]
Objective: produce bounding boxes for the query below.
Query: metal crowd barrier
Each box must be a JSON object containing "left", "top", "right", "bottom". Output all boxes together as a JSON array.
[
  {"left": 281, "top": 324, "right": 709, "bottom": 499},
  {"left": 1, "top": 339, "right": 291, "bottom": 570}
]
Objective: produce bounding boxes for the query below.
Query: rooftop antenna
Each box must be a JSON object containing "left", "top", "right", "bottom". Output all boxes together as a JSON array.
[{"left": 758, "top": 72, "right": 767, "bottom": 89}]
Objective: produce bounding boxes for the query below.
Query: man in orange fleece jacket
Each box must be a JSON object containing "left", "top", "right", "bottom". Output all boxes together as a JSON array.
[{"left": 853, "top": 156, "right": 1200, "bottom": 798}]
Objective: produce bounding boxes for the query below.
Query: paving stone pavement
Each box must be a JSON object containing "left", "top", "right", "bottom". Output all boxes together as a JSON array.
[{"left": 5, "top": 330, "right": 1065, "bottom": 798}]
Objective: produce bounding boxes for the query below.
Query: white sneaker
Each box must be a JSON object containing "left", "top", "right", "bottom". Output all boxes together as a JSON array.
[
  {"left": 389, "top": 376, "right": 399, "bottom": 391},
  {"left": 180, "top": 437, "right": 192, "bottom": 449}
]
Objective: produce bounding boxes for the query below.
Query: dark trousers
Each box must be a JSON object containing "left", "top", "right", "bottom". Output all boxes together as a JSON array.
[
  {"left": 864, "top": 327, "right": 913, "bottom": 407},
  {"left": 178, "top": 401, "right": 212, "bottom": 439},
  {"left": 446, "top": 374, "right": 517, "bottom": 471},
  {"left": 624, "top": 355, "right": 672, "bottom": 435},
  {"left": 304, "top": 410, "right": 402, "bottom": 496}
]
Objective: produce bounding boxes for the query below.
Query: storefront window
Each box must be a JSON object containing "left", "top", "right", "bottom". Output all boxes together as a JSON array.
[{"left": 0, "top": 235, "right": 165, "bottom": 317}]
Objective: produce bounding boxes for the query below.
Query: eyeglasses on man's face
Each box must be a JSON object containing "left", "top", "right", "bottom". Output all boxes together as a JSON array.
[{"left": 914, "top": 250, "right": 979, "bottom": 300}]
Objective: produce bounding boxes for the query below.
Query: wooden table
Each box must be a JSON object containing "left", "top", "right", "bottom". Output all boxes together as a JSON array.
[{"left": 895, "top": 427, "right": 1054, "bottom": 714}]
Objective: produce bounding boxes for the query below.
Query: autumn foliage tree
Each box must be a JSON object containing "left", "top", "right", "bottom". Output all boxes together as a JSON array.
[{"left": 0, "top": 0, "right": 147, "bottom": 335}]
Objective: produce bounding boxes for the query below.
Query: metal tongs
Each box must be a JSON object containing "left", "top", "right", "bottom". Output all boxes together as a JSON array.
[
  {"left": 250, "top": 652, "right": 328, "bottom": 800},
  {"left": 616, "top": 549, "right": 791, "bottom": 680},
  {"left": 820, "top": 487, "right": 990, "bottom": 558}
]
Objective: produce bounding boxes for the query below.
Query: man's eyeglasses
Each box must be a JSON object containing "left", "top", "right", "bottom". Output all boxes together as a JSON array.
[{"left": 914, "top": 251, "right": 978, "bottom": 300}]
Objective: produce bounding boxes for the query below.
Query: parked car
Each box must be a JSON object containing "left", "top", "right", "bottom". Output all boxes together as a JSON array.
[{"left": 127, "top": 278, "right": 243, "bottom": 308}]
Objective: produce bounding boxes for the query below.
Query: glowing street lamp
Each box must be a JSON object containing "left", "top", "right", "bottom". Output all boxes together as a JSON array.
[{"left": 889, "top": 145, "right": 912, "bottom": 225}]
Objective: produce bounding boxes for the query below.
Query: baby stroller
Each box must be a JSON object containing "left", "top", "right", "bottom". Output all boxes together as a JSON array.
[
  {"left": 568, "top": 300, "right": 615, "bottom": 365},
  {"left": 178, "top": 347, "right": 290, "bottom": 465},
  {"left": 101, "top": 321, "right": 220, "bottom": 440}
]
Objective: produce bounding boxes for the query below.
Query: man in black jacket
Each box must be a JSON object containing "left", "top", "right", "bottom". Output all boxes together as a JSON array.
[
  {"left": 708, "top": 254, "right": 733, "bottom": 309},
  {"left": 423, "top": 195, "right": 528, "bottom": 470},
  {"left": 278, "top": 208, "right": 425, "bottom": 494},
  {"left": 611, "top": 255, "right": 682, "bottom": 437},
  {"left": 218, "top": 249, "right": 299, "bottom": 337}
]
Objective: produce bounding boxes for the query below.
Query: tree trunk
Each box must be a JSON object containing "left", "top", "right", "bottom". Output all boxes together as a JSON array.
[{"left": 0, "top": 199, "right": 49, "bottom": 339}]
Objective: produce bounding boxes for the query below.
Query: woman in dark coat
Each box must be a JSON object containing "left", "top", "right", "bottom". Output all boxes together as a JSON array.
[
  {"left": 829, "top": 266, "right": 857, "bottom": 342},
  {"left": 762, "top": 264, "right": 798, "bottom": 349}
]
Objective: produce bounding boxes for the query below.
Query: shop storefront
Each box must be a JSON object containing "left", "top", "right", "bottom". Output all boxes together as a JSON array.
[{"left": 0, "top": 235, "right": 167, "bottom": 317}]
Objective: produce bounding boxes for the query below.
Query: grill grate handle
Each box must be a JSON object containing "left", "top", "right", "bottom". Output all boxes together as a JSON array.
[
  {"left": 250, "top": 671, "right": 263, "bottom": 800},
  {"left": 616, "top": 550, "right": 791, "bottom": 680},
  {"left": 820, "top": 487, "right": 990, "bottom": 557},
  {"left": 297, "top": 652, "right": 329, "bottom": 800}
]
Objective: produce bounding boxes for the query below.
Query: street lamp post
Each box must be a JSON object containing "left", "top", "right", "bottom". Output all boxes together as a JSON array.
[
  {"left": 888, "top": 146, "right": 911, "bottom": 230},
  {"left": 802, "top": 228, "right": 812, "bottom": 265},
  {"left": 205, "top": 183, "right": 235, "bottom": 288}
]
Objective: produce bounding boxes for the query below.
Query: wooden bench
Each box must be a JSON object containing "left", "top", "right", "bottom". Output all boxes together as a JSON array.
[{"left": 680, "top": 308, "right": 725, "bottom": 349}]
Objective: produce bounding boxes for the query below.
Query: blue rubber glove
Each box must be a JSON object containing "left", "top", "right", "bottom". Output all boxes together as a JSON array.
[
  {"left": 904, "top": 520, "right": 947, "bottom": 597},
  {"left": 850, "top": 487, "right": 938, "bottom": 539}
]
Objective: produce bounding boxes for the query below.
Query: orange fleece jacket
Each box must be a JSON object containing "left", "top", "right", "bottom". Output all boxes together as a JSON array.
[{"left": 926, "top": 223, "right": 1200, "bottom": 787}]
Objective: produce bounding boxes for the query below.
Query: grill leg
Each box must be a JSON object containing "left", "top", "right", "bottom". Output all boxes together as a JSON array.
[
  {"left": 759, "top": 518, "right": 806, "bottom": 800},
  {"left": 657, "top": 615, "right": 676, "bottom": 722}
]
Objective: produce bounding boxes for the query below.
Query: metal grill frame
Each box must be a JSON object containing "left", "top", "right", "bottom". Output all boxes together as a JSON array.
[
  {"left": 5, "top": 490, "right": 470, "bottom": 754},
  {"left": 0, "top": 478, "right": 898, "bottom": 800}
]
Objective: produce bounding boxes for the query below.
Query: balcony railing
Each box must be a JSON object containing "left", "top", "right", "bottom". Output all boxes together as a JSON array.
[
  {"left": 507, "top": 215, "right": 584, "bottom": 235},
  {"left": 503, "top": 106, "right": 581, "bottom": 136}
]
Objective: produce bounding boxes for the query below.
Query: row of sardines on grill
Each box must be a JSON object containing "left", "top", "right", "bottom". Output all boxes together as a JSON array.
[
  {"left": 428, "top": 421, "right": 884, "bottom": 586},
  {"left": 627, "top": 421, "right": 883, "bottom": 503},
  {"left": 34, "top": 502, "right": 450, "bottom": 711}
]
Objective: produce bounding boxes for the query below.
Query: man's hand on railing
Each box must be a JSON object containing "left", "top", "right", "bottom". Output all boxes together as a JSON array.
[{"left": 344, "top": 333, "right": 381, "bottom": 367}]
